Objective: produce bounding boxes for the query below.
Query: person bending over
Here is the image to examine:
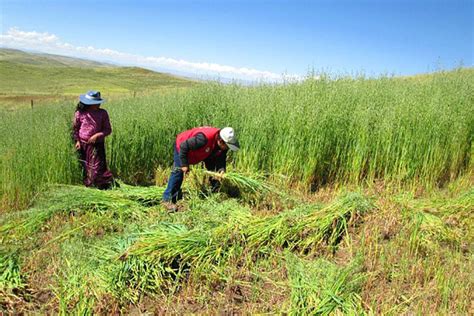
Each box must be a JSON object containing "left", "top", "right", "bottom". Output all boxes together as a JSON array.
[{"left": 162, "top": 126, "right": 240, "bottom": 211}]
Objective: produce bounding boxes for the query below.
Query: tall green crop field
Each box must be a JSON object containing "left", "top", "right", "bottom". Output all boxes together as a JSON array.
[
  {"left": 2, "top": 68, "right": 473, "bottom": 210},
  {"left": 1, "top": 69, "right": 473, "bottom": 210}
]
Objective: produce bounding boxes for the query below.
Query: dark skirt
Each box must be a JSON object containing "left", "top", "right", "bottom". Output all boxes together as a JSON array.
[{"left": 78, "top": 141, "right": 113, "bottom": 189}]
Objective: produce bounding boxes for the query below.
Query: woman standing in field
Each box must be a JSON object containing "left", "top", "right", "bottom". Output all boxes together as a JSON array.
[{"left": 73, "top": 90, "right": 114, "bottom": 189}]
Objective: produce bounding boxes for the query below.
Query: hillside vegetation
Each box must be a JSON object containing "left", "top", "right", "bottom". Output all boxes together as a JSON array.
[{"left": 0, "top": 48, "right": 197, "bottom": 108}]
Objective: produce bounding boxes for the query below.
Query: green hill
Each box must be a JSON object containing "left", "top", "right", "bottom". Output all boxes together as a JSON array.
[
  {"left": 0, "top": 48, "right": 114, "bottom": 68},
  {"left": 0, "top": 48, "right": 198, "bottom": 108}
]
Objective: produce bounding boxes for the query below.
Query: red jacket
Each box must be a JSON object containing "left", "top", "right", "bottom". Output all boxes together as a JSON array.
[{"left": 176, "top": 127, "right": 220, "bottom": 165}]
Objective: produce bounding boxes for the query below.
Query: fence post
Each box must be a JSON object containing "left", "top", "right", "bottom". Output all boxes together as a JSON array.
[{"left": 31, "top": 99, "right": 34, "bottom": 109}]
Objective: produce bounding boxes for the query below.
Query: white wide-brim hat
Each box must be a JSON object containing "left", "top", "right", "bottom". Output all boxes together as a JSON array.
[
  {"left": 219, "top": 127, "right": 240, "bottom": 151},
  {"left": 80, "top": 90, "right": 106, "bottom": 105}
]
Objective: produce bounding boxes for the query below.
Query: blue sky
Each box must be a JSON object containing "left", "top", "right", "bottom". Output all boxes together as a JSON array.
[{"left": 1, "top": 0, "right": 472, "bottom": 80}]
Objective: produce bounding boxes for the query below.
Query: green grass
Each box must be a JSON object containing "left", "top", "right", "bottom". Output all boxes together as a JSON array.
[
  {"left": 0, "top": 179, "right": 472, "bottom": 314},
  {"left": 1, "top": 185, "right": 371, "bottom": 312},
  {"left": 0, "top": 249, "right": 25, "bottom": 291},
  {"left": 286, "top": 252, "right": 366, "bottom": 315}
]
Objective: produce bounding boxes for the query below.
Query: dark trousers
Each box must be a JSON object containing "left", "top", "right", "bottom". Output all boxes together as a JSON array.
[
  {"left": 162, "top": 147, "right": 223, "bottom": 202},
  {"left": 162, "top": 146, "right": 184, "bottom": 202}
]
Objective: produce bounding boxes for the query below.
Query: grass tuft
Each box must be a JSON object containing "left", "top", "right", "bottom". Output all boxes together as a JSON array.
[{"left": 286, "top": 252, "right": 366, "bottom": 315}]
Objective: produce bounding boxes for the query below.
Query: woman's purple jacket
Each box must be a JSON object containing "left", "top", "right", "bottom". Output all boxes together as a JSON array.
[{"left": 73, "top": 109, "right": 112, "bottom": 142}]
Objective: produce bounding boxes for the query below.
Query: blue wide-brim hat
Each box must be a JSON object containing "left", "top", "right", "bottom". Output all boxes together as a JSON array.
[{"left": 79, "top": 90, "right": 106, "bottom": 105}]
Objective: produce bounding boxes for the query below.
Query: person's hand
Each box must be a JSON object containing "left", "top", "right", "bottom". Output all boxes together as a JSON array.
[
  {"left": 75, "top": 141, "right": 81, "bottom": 150},
  {"left": 214, "top": 169, "right": 225, "bottom": 180},
  {"left": 181, "top": 166, "right": 189, "bottom": 174},
  {"left": 87, "top": 134, "right": 100, "bottom": 144}
]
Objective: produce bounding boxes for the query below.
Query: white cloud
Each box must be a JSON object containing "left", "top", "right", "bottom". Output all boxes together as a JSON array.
[{"left": 0, "top": 27, "right": 302, "bottom": 82}]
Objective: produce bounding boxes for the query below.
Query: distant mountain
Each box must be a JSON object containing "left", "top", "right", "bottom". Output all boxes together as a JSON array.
[
  {"left": 0, "top": 48, "right": 116, "bottom": 68},
  {"left": 0, "top": 48, "right": 199, "bottom": 107}
]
